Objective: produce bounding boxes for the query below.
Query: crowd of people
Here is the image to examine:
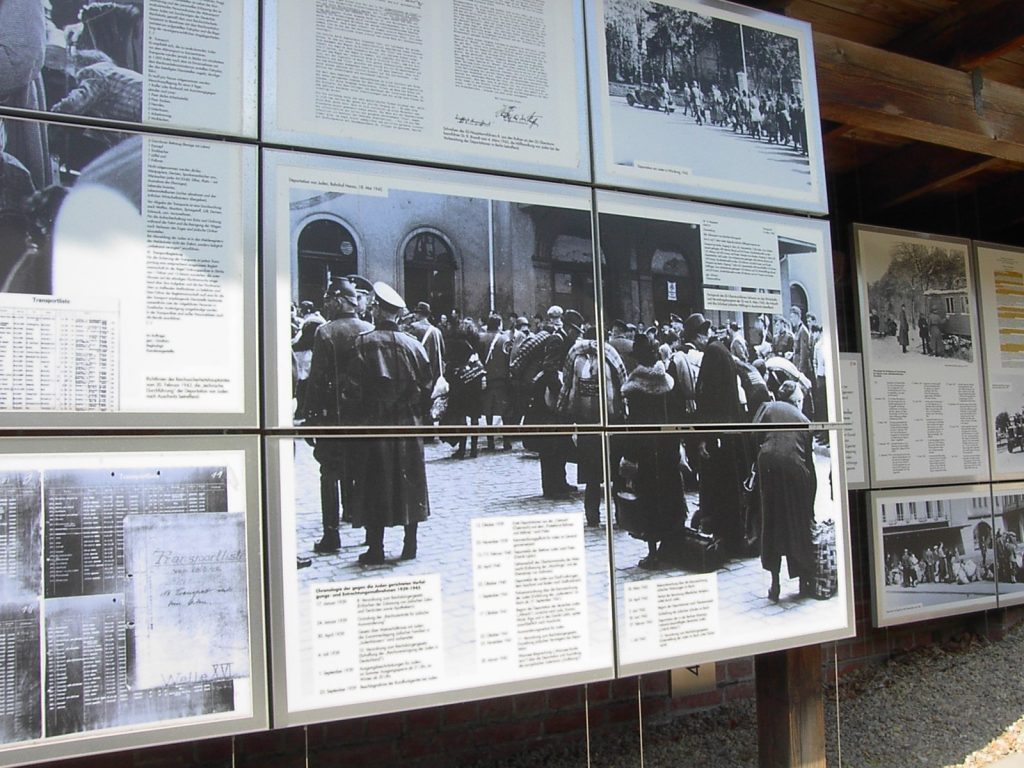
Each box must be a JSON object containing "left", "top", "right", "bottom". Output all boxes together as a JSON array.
[
  {"left": 886, "top": 530, "right": 1023, "bottom": 588},
  {"left": 292, "top": 275, "right": 831, "bottom": 604},
  {"left": 660, "top": 75, "right": 809, "bottom": 156}
]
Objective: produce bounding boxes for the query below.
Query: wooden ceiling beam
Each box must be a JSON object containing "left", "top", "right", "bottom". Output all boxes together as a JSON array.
[
  {"left": 855, "top": 145, "right": 1002, "bottom": 209},
  {"left": 814, "top": 31, "right": 1024, "bottom": 164},
  {"left": 888, "top": 0, "right": 1024, "bottom": 70}
]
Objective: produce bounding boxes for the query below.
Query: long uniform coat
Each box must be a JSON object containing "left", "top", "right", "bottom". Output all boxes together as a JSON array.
[
  {"left": 340, "top": 320, "right": 432, "bottom": 528},
  {"left": 754, "top": 401, "right": 816, "bottom": 577}
]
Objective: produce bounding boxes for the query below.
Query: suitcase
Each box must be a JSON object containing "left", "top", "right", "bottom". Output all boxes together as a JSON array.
[{"left": 657, "top": 527, "right": 725, "bottom": 573}]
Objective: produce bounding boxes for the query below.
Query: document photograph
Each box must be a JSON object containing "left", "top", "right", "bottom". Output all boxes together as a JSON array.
[
  {"left": 0, "top": 0, "right": 257, "bottom": 136},
  {"left": 0, "top": 115, "right": 258, "bottom": 429},
  {"left": 855, "top": 225, "right": 989, "bottom": 488},
  {"left": 868, "top": 486, "right": 998, "bottom": 627},
  {"left": 597, "top": 190, "right": 839, "bottom": 428},
  {"left": 264, "top": 150, "right": 600, "bottom": 432},
  {"left": 586, "top": 0, "right": 827, "bottom": 213},
  {"left": 608, "top": 427, "right": 852, "bottom": 676},
  {"left": 0, "top": 436, "right": 267, "bottom": 766},
  {"left": 266, "top": 433, "right": 614, "bottom": 726}
]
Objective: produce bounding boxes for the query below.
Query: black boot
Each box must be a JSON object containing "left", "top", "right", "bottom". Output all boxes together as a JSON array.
[
  {"left": 400, "top": 523, "right": 418, "bottom": 560},
  {"left": 313, "top": 527, "right": 341, "bottom": 554}
]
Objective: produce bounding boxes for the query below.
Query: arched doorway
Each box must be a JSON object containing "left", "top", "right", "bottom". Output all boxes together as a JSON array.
[
  {"left": 403, "top": 229, "right": 456, "bottom": 315},
  {"left": 297, "top": 218, "right": 358, "bottom": 304},
  {"left": 789, "top": 282, "right": 809, "bottom": 317},
  {"left": 651, "top": 249, "right": 693, "bottom": 324},
  {"left": 550, "top": 234, "right": 595, "bottom": 319}
]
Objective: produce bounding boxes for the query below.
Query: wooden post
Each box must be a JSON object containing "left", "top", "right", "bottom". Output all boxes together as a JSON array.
[{"left": 755, "top": 646, "right": 825, "bottom": 768}]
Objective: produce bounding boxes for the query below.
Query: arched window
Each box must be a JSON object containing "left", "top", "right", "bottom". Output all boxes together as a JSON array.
[
  {"left": 297, "top": 218, "right": 358, "bottom": 304},
  {"left": 790, "top": 282, "right": 809, "bottom": 316},
  {"left": 403, "top": 229, "right": 457, "bottom": 316}
]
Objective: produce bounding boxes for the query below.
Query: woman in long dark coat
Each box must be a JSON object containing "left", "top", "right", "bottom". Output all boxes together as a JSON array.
[
  {"left": 615, "top": 335, "right": 686, "bottom": 569},
  {"left": 754, "top": 381, "right": 817, "bottom": 602}
]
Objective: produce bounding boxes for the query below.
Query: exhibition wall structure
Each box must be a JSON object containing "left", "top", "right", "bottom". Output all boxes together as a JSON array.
[
  {"left": 0, "top": 0, "right": 859, "bottom": 763},
  {"left": 0, "top": 436, "right": 267, "bottom": 767}
]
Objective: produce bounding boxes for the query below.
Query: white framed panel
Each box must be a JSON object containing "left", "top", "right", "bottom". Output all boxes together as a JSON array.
[
  {"left": 597, "top": 189, "right": 840, "bottom": 428},
  {"left": 867, "top": 485, "right": 997, "bottom": 627},
  {"left": 0, "top": 116, "right": 258, "bottom": 429},
  {"left": 0, "top": 435, "right": 268, "bottom": 766},
  {"left": 839, "top": 353, "right": 870, "bottom": 489},
  {"left": 586, "top": 0, "right": 828, "bottom": 214},
  {"left": 265, "top": 433, "right": 615, "bottom": 726},
  {"left": 262, "top": 0, "right": 589, "bottom": 181},
  {"left": 262, "top": 149, "right": 600, "bottom": 431},
  {"left": 609, "top": 427, "right": 853, "bottom": 677},
  {"left": 974, "top": 241, "right": 1024, "bottom": 482},
  {"left": 854, "top": 225, "right": 990, "bottom": 488},
  {"left": 0, "top": 0, "right": 258, "bottom": 138}
]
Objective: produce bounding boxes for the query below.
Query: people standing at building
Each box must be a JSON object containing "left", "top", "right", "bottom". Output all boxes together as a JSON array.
[{"left": 340, "top": 282, "right": 432, "bottom": 565}]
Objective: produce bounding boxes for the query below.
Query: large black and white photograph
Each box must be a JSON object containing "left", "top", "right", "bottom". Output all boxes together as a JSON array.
[
  {"left": 609, "top": 427, "right": 851, "bottom": 675},
  {"left": 267, "top": 434, "right": 614, "bottom": 725},
  {"left": 0, "top": 114, "right": 256, "bottom": 427},
  {"left": 1, "top": 0, "right": 256, "bottom": 136},
  {"left": 265, "top": 151, "right": 601, "bottom": 433},
  {"left": 264, "top": 0, "right": 587, "bottom": 180},
  {"left": 0, "top": 439, "right": 267, "bottom": 764},
  {"left": 869, "top": 486, "right": 998, "bottom": 627},
  {"left": 855, "top": 226, "right": 988, "bottom": 487},
  {"left": 598, "top": 191, "right": 837, "bottom": 428},
  {"left": 587, "top": 0, "right": 826, "bottom": 212}
]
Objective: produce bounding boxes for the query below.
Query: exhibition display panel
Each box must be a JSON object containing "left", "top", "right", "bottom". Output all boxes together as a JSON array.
[
  {"left": 0, "top": 0, "right": 258, "bottom": 137},
  {"left": 597, "top": 190, "right": 840, "bottom": 428},
  {"left": 854, "top": 225, "right": 990, "bottom": 488},
  {"left": 0, "top": 116, "right": 259, "bottom": 429},
  {"left": 0, "top": 436, "right": 267, "bottom": 767},
  {"left": 262, "top": 0, "right": 590, "bottom": 181},
  {"left": 974, "top": 242, "right": 1024, "bottom": 482},
  {"left": 839, "top": 353, "right": 869, "bottom": 489},
  {"left": 586, "top": 0, "right": 828, "bottom": 214},
  {"left": 608, "top": 427, "right": 853, "bottom": 677},
  {"left": 265, "top": 434, "right": 615, "bottom": 726},
  {"left": 991, "top": 482, "right": 1024, "bottom": 608},
  {"left": 262, "top": 150, "right": 602, "bottom": 431},
  {"left": 867, "top": 485, "right": 999, "bottom": 627}
]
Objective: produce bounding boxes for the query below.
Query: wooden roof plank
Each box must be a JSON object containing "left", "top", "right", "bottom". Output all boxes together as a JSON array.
[
  {"left": 814, "top": 32, "right": 1024, "bottom": 164},
  {"left": 888, "top": 0, "right": 1024, "bottom": 69},
  {"left": 856, "top": 145, "right": 1004, "bottom": 209}
]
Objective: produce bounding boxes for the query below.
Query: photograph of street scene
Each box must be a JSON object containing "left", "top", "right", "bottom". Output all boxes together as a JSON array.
[
  {"left": 598, "top": 202, "right": 835, "bottom": 427},
  {"left": 863, "top": 236, "right": 974, "bottom": 366},
  {"left": 272, "top": 434, "right": 614, "bottom": 721},
  {"left": 610, "top": 428, "right": 849, "bottom": 672},
  {"left": 872, "top": 487, "right": 1000, "bottom": 626},
  {"left": 275, "top": 156, "right": 601, "bottom": 432},
  {"left": 594, "top": 0, "right": 821, "bottom": 207}
]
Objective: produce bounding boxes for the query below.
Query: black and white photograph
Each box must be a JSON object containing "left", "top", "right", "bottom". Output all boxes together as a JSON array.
[
  {"left": 587, "top": 0, "right": 826, "bottom": 212},
  {"left": 869, "top": 486, "right": 998, "bottom": 627},
  {"left": 609, "top": 427, "right": 851, "bottom": 675},
  {"left": 598, "top": 192, "right": 837, "bottom": 427},
  {"left": 1, "top": 0, "right": 256, "bottom": 136},
  {"left": 0, "top": 438, "right": 267, "bottom": 764},
  {"left": 991, "top": 485, "right": 1024, "bottom": 608},
  {"left": 264, "top": 151, "right": 601, "bottom": 432},
  {"left": 0, "top": 113, "right": 256, "bottom": 427},
  {"left": 267, "top": 434, "right": 614, "bottom": 725},
  {"left": 855, "top": 226, "right": 988, "bottom": 487}
]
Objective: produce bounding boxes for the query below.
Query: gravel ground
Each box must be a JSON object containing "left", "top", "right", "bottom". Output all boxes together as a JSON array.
[{"left": 462, "top": 622, "right": 1024, "bottom": 767}]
